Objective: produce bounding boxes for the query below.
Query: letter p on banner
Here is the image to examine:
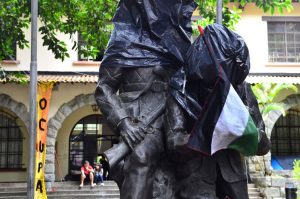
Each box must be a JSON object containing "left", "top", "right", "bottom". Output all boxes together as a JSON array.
[{"left": 34, "top": 82, "right": 54, "bottom": 199}]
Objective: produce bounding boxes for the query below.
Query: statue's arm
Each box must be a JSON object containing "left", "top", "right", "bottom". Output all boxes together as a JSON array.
[
  {"left": 94, "top": 65, "right": 128, "bottom": 128},
  {"left": 95, "top": 65, "right": 146, "bottom": 149}
]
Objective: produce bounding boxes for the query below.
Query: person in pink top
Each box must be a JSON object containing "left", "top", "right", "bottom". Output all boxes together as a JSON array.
[{"left": 79, "top": 161, "right": 96, "bottom": 188}]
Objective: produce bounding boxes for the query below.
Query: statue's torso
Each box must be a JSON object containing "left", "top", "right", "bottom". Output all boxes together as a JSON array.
[{"left": 119, "top": 67, "right": 176, "bottom": 122}]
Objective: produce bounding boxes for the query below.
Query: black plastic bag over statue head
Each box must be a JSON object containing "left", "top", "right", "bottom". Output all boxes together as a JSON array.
[
  {"left": 170, "top": 24, "right": 251, "bottom": 120},
  {"left": 101, "top": 0, "right": 197, "bottom": 69},
  {"left": 205, "top": 24, "right": 250, "bottom": 86}
]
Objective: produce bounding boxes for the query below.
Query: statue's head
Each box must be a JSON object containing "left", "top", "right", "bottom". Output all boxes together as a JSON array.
[{"left": 206, "top": 24, "right": 250, "bottom": 86}]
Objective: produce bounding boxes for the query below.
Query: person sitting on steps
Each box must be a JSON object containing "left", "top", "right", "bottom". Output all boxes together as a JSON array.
[
  {"left": 79, "top": 161, "right": 96, "bottom": 188},
  {"left": 94, "top": 163, "right": 104, "bottom": 186}
]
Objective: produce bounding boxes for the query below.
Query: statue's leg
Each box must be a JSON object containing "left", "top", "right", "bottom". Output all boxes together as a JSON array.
[
  {"left": 216, "top": 167, "right": 249, "bottom": 199},
  {"left": 110, "top": 159, "right": 125, "bottom": 189},
  {"left": 174, "top": 156, "right": 218, "bottom": 199},
  {"left": 164, "top": 96, "right": 190, "bottom": 155},
  {"left": 120, "top": 129, "right": 163, "bottom": 199},
  {"left": 164, "top": 97, "right": 218, "bottom": 199}
]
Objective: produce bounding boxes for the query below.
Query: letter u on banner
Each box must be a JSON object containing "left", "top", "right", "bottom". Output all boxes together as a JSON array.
[{"left": 34, "top": 82, "right": 54, "bottom": 199}]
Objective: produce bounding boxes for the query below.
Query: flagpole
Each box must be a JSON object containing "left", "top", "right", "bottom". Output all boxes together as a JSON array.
[
  {"left": 216, "top": 0, "right": 222, "bottom": 24},
  {"left": 27, "top": 0, "right": 38, "bottom": 198}
]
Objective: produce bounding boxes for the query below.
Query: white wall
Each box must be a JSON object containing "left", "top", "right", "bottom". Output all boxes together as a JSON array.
[
  {"left": 233, "top": 3, "right": 300, "bottom": 73},
  {"left": 49, "top": 83, "right": 96, "bottom": 118},
  {"left": 2, "top": 20, "right": 100, "bottom": 72}
]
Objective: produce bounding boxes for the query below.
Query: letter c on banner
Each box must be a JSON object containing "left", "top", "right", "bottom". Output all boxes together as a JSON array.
[{"left": 39, "top": 118, "right": 47, "bottom": 131}]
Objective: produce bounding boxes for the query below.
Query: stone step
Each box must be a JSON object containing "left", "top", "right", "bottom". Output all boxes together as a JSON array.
[
  {"left": 0, "top": 192, "right": 26, "bottom": 197},
  {"left": 0, "top": 185, "right": 118, "bottom": 192},
  {"left": 248, "top": 191, "right": 261, "bottom": 197},
  {"left": 0, "top": 181, "right": 120, "bottom": 199},
  {"left": 0, "top": 182, "right": 259, "bottom": 199},
  {"left": 52, "top": 181, "right": 117, "bottom": 186},
  {"left": 247, "top": 183, "right": 262, "bottom": 199},
  {"left": 53, "top": 183, "right": 117, "bottom": 187},
  {"left": 248, "top": 187, "right": 260, "bottom": 191},
  {"left": 0, "top": 190, "right": 120, "bottom": 195},
  {"left": 0, "top": 194, "right": 120, "bottom": 199},
  {"left": 248, "top": 183, "right": 256, "bottom": 188},
  {"left": 51, "top": 185, "right": 118, "bottom": 191},
  {"left": 0, "top": 181, "right": 117, "bottom": 188},
  {"left": 0, "top": 191, "right": 120, "bottom": 198},
  {"left": 0, "top": 183, "right": 27, "bottom": 188},
  {"left": 48, "top": 195, "right": 120, "bottom": 199},
  {"left": 48, "top": 190, "right": 120, "bottom": 195}
]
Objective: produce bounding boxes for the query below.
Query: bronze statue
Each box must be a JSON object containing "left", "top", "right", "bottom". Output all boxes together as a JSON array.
[
  {"left": 164, "top": 25, "right": 270, "bottom": 199},
  {"left": 95, "top": 1, "right": 196, "bottom": 198},
  {"left": 95, "top": 1, "right": 270, "bottom": 198}
]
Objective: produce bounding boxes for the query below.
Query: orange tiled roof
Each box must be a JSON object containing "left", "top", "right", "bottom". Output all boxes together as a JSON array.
[
  {"left": 0, "top": 74, "right": 98, "bottom": 83},
  {"left": 38, "top": 74, "right": 98, "bottom": 83},
  {"left": 246, "top": 74, "right": 300, "bottom": 84},
  {"left": 2, "top": 73, "right": 300, "bottom": 84}
]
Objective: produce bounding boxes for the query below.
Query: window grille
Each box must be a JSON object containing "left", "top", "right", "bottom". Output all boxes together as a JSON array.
[
  {"left": 268, "top": 21, "right": 300, "bottom": 63},
  {"left": 271, "top": 109, "right": 300, "bottom": 155},
  {"left": 0, "top": 110, "right": 23, "bottom": 169}
]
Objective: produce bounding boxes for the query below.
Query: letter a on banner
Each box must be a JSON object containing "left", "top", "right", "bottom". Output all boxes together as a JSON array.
[{"left": 34, "top": 82, "right": 54, "bottom": 199}]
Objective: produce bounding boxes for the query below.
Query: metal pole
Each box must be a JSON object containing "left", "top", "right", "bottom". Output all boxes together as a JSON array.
[
  {"left": 27, "top": 0, "right": 38, "bottom": 198},
  {"left": 216, "top": 0, "right": 223, "bottom": 24}
]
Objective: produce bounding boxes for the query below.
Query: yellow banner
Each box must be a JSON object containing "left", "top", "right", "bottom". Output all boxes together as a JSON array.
[{"left": 34, "top": 82, "right": 54, "bottom": 199}]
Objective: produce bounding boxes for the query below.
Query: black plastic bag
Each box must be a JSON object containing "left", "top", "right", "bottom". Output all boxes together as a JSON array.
[
  {"left": 170, "top": 24, "right": 263, "bottom": 156},
  {"left": 171, "top": 24, "right": 251, "bottom": 121},
  {"left": 101, "top": 0, "right": 197, "bottom": 69}
]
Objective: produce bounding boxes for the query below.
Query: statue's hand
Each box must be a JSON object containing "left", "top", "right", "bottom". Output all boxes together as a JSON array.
[{"left": 119, "top": 118, "right": 146, "bottom": 150}]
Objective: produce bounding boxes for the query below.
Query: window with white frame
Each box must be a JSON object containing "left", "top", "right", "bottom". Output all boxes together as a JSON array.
[{"left": 267, "top": 21, "right": 300, "bottom": 63}]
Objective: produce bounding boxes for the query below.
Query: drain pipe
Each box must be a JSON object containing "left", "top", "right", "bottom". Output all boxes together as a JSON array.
[{"left": 216, "top": 0, "right": 222, "bottom": 24}]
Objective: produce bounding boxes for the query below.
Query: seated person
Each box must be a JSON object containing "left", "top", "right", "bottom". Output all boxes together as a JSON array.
[
  {"left": 96, "top": 154, "right": 109, "bottom": 180},
  {"left": 94, "top": 163, "right": 104, "bottom": 186},
  {"left": 79, "top": 161, "right": 96, "bottom": 187}
]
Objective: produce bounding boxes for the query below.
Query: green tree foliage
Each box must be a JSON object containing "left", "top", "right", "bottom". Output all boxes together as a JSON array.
[
  {"left": 294, "top": 160, "right": 300, "bottom": 180},
  {"left": 0, "top": 0, "right": 30, "bottom": 61},
  {"left": 0, "top": 0, "right": 117, "bottom": 61},
  {"left": 293, "top": 160, "right": 300, "bottom": 197},
  {"left": 194, "top": 0, "right": 295, "bottom": 30},
  {"left": 0, "top": 0, "right": 296, "bottom": 62},
  {"left": 251, "top": 83, "right": 298, "bottom": 119}
]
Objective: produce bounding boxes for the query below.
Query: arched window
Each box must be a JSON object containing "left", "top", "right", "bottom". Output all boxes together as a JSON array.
[
  {"left": 271, "top": 109, "right": 300, "bottom": 156},
  {"left": 0, "top": 110, "right": 23, "bottom": 169},
  {"left": 271, "top": 109, "right": 300, "bottom": 170}
]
